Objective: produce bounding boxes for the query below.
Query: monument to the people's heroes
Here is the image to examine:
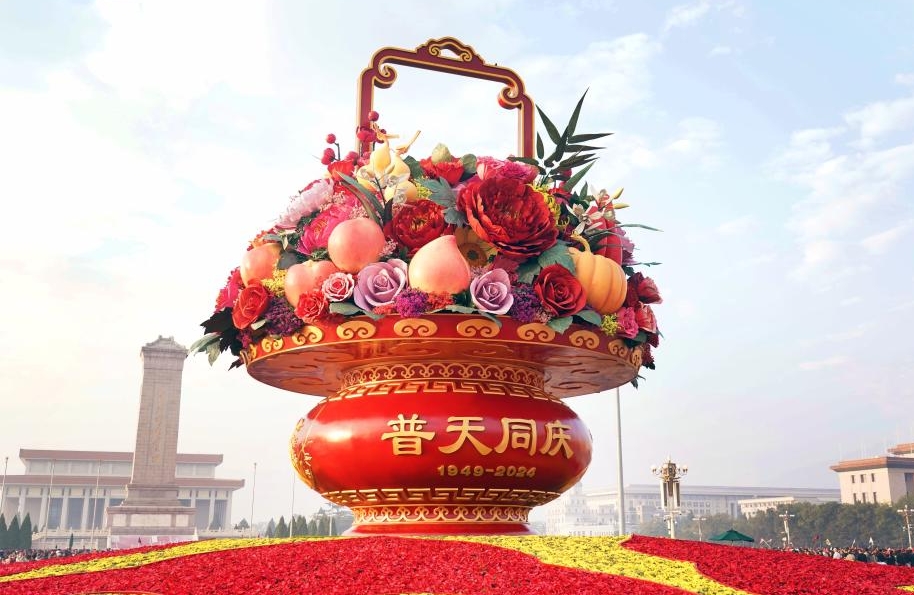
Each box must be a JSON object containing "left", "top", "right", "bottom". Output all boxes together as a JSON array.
[{"left": 106, "top": 336, "right": 196, "bottom": 547}]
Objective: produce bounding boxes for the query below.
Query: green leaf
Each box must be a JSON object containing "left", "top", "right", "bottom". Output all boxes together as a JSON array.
[
  {"left": 575, "top": 309, "right": 603, "bottom": 326},
  {"left": 423, "top": 178, "right": 457, "bottom": 208},
  {"left": 617, "top": 223, "right": 663, "bottom": 232},
  {"left": 557, "top": 154, "right": 598, "bottom": 169},
  {"left": 403, "top": 155, "right": 425, "bottom": 180},
  {"left": 537, "top": 241, "right": 575, "bottom": 272},
  {"left": 444, "top": 304, "right": 476, "bottom": 314},
  {"left": 479, "top": 312, "right": 503, "bottom": 327},
  {"left": 569, "top": 132, "right": 613, "bottom": 143},
  {"left": 329, "top": 302, "right": 362, "bottom": 316},
  {"left": 516, "top": 260, "right": 540, "bottom": 284},
  {"left": 630, "top": 376, "right": 639, "bottom": 389},
  {"left": 201, "top": 308, "right": 235, "bottom": 334},
  {"left": 536, "top": 133, "right": 545, "bottom": 160},
  {"left": 278, "top": 251, "right": 303, "bottom": 270},
  {"left": 508, "top": 156, "right": 541, "bottom": 166},
  {"left": 206, "top": 341, "right": 222, "bottom": 366},
  {"left": 564, "top": 162, "right": 595, "bottom": 192},
  {"left": 189, "top": 332, "right": 221, "bottom": 354},
  {"left": 460, "top": 154, "right": 477, "bottom": 176},
  {"left": 547, "top": 316, "right": 573, "bottom": 334},
  {"left": 443, "top": 207, "right": 468, "bottom": 226},
  {"left": 564, "top": 89, "right": 590, "bottom": 138},
  {"left": 536, "top": 105, "right": 562, "bottom": 144},
  {"left": 564, "top": 144, "right": 604, "bottom": 152},
  {"left": 338, "top": 173, "right": 383, "bottom": 223}
]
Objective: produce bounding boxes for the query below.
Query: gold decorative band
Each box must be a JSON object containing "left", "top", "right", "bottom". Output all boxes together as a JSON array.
[
  {"left": 322, "top": 486, "right": 561, "bottom": 507},
  {"left": 351, "top": 504, "right": 531, "bottom": 524}
]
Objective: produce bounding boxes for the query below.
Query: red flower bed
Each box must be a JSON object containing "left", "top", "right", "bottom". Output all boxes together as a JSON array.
[
  {"left": 0, "top": 544, "right": 174, "bottom": 578},
  {"left": 624, "top": 535, "right": 914, "bottom": 595},
  {"left": 0, "top": 537, "right": 691, "bottom": 595}
]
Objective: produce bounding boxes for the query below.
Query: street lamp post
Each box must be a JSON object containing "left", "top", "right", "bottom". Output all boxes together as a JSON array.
[
  {"left": 1, "top": 456, "right": 8, "bottom": 519},
  {"left": 615, "top": 387, "right": 626, "bottom": 536},
  {"left": 779, "top": 508, "right": 796, "bottom": 549},
  {"left": 695, "top": 516, "right": 707, "bottom": 542},
  {"left": 898, "top": 505, "right": 914, "bottom": 549},
  {"left": 250, "top": 462, "right": 257, "bottom": 537},
  {"left": 651, "top": 458, "right": 687, "bottom": 539}
]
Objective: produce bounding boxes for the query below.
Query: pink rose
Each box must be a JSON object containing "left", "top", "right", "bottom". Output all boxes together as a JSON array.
[
  {"left": 470, "top": 268, "right": 514, "bottom": 315},
  {"left": 322, "top": 272, "right": 355, "bottom": 302},
  {"left": 297, "top": 204, "right": 351, "bottom": 254},
  {"left": 353, "top": 259, "right": 409, "bottom": 311},
  {"left": 615, "top": 307, "right": 639, "bottom": 339}
]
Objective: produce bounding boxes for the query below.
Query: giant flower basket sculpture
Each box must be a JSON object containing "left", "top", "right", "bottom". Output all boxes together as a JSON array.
[{"left": 194, "top": 38, "right": 663, "bottom": 535}]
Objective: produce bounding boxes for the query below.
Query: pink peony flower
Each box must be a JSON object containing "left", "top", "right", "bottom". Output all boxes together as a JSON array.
[
  {"left": 475, "top": 156, "right": 538, "bottom": 183},
  {"left": 275, "top": 179, "right": 334, "bottom": 230},
  {"left": 297, "top": 204, "right": 352, "bottom": 254},
  {"left": 634, "top": 303, "right": 657, "bottom": 334},
  {"left": 470, "top": 268, "right": 514, "bottom": 315},
  {"left": 615, "top": 307, "right": 639, "bottom": 339}
]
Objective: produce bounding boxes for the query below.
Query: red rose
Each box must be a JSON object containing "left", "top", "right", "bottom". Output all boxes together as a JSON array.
[
  {"left": 457, "top": 178, "right": 558, "bottom": 260},
  {"left": 215, "top": 267, "right": 243, "bottom": 312},
  {"left": 231, "top": 283, "right": 271, "bottom": 329},
  {"left": 533, "top": 264, "right": 586, "bottom": 317},
  {"left": 295, "top": 289, "right": 330, "bottom": 323},
  {"left": 624, "top": 272, "right": 663, "bottom": 306},
  {"left": 419, "top": 157, "right": 464, "bottom": 185},
  {"left": 384, "top": 200, "right": 454, "bottom": 256}
]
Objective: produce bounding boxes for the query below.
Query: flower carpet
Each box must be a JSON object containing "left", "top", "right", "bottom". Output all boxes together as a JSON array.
[{"left": 1, "top": 535, "right": 913, "bottom": 594}]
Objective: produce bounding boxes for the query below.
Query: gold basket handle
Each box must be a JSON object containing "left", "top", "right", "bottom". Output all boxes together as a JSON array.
[{"left": 357, "top": 37, "right": 535, "bottom": 158}]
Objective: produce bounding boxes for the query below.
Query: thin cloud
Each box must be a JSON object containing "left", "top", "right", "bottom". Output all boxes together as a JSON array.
[
  {"left": 663, "top": 0, "right": 711, "bottom": 32},
  {"left": 717, "top": 215, "right": 755, "bottom": 236},
  {"left": 708, "top": 45, "right": 733, "bottom": 57},
  {"left": 861, "top": 220, "right": 914, "bottom": 255},
  {"left": 798, "top": 356, "right": 848, "bottom": 371}
]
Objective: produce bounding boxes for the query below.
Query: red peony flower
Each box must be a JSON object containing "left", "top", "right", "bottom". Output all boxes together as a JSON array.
[
  {"left": 231, "top": 283, "right": 271, "bottom": 329},
  {"left": 215, "top": 267, "right": 243, "bottom": 312},
  {"left": 419, "top": 157, "right": 464, "bottom": 185},
  {"left": 624, "top": 271, "right": 663, "bottom": 306},
  {"left": 457, "top": 178, "right": 558, "bottom": 260},
  {"left": 295, "top": 289, "right": 331, "bottom": 323},
  {"left": 533, "top": 264, "right": 586, "bottom": 317},
  {"left": 384, "top": 200, "right": 454, "bottom": 256},
  {"left": 615, "top": 306, "right": 639, "bottom": 338}
]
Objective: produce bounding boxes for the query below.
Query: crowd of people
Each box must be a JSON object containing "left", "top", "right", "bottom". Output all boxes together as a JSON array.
[
  {"left": 0, "top": 547, "right": 94, "bottom": 564},
  {"left": 792, "top": 546, "right": 914, "bottom": 565}
]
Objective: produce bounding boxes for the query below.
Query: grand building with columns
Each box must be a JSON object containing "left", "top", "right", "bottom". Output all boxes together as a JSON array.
[
  {"left": 0, "top": 448, "right": 243, "bottom": 549},
  {"left": 830, "top": 442, "right": 914, "bottom": 505}
]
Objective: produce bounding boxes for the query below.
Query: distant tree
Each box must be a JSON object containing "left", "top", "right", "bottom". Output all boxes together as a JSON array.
[
  {"left": 290, "top": 514, "right": 308, "bottom": 537},
  {"left": 19, "top": 514, "right": 32, "bottom": 549},
  {"left": 307, "top": 518, "right": 317, "bottom": 535},
  {"left": 7, "top": 516, "right": 20, "bottom": 549},
  {"left": 0, "top": 514, "right": 7, "bottom": 550},
  {"left": 275, "top": 516, "right": 289, "bottom": 538},
  {"left": 234, "top": 518, "right": 250, "bottom": 531},
  {"left": 265, "top": 517, "right": 276, "bottom": 538}
]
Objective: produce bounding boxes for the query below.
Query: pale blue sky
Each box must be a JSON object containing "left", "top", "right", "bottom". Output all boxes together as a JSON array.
[{"left": 1, "top": 0, "right": 912, "bottom": 524}]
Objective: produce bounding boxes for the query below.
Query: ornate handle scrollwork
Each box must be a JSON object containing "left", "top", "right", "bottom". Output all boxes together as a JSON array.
[{"left": 357, "top": 37, "right": 535, "bottom": 158}]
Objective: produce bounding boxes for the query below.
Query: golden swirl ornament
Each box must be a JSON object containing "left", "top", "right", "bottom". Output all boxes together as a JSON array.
[
  {"left": 337, "top": 320, "right": 377, "bottom": 340},
  {"left": 456, "top": 317, "right": 501, "bottom": 338},
  {"left": 517, "top": 323, "right": 556, "bottom": 342},
  {"left": 394, "top": 317, "right": 438, "bottom": 337}
]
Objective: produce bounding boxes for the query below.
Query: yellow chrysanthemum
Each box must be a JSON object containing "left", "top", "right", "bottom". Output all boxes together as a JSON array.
[
  {"left": 453, "top": 226, "right": 496, "bottom": 267},
  {"left": 601, "top": 313, "right": 620, "bottom": 336},
  {"left": 261, "top": 267, "right": 288, "bottom": 297},
  {"left": 532, "top": 184, "right": 562, "bottom": 224}
]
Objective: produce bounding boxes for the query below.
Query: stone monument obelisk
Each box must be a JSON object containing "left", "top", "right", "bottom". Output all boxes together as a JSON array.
[{"left": 106, "top": 336, "right": 196, "bottom": 547}]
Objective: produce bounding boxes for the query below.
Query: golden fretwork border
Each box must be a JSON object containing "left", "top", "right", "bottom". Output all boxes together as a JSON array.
[
  {"left": 321, "top": 487, "right": 561, "bottom": 507},
  {"left": 351, "top": 504, "right": 530, "bottom": 524},
  {"left": 333, "top": 362, "right": 551, "bottom": 401}
]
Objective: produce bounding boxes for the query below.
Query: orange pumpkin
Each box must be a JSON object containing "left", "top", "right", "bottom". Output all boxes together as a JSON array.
[{"left": 568, "top": 237, "right": 627, "bottom": 315}]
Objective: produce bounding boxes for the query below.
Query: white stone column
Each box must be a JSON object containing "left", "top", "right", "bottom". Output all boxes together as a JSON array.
[
  {"left": 207, "top": 491, "right": 216, "bottom": 529},
  {"left": 39, "top": 491, "right": 48, "bottom": 530},
  {"left": 59, "top": 492, "right": 69, "bottom": 531},
  {"left": 79, "top": 493, "right": 90, "bottom": 530},
  {"left": 225, "top": 495, "right": 233, "bottom": 530}
]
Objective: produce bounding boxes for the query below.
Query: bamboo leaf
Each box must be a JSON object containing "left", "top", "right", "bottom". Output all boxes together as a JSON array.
[
  {"left": 569, "top": 132, "right": 613, "bottom": 143},
  {"left": 564, "top": 144, "right": 605, "bottom": 152},
  {"left": 536, "top": 133, "right": 544, "bottom": 160},
  {"left": 338, "top": 173, "right": 383, "bottom": 224},
  {"left": 564, "top": 162, "right": 595, "bottom": 191},
  {"left": 617, "top": 223, "right": 663, "bottom": 231},
  {"left": 564, "top": 89, "right": 590, "bottom": 137},
  {"left": 536, "top": 105, "right": 562, "bottom": 144}
]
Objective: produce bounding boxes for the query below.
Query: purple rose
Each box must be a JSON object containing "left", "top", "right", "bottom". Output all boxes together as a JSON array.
[
  {"left": 470, "top": 268, "right": 514, "bottom": 315},
  {"left": 353, "top": 259, "right": 408, "bottom": 311}
]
